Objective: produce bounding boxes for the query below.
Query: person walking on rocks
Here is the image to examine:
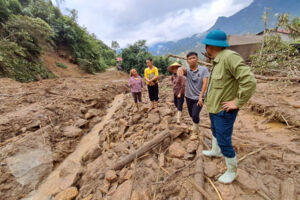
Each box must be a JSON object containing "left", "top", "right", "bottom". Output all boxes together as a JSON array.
[
  {"left": 178, "top": 52, "right": 210, "bottom": 140},
  {"left": 201, "top": 30, "right": 256, "bottom": 184},
  {"left": 144, "top": 58, "right": 159, "bottom": 111},
  {"left": 168, "top": 62, "right": 186, "bottom": 124},
  {"left": 128, "top": 69, "right": 143, "bottom": 111}
]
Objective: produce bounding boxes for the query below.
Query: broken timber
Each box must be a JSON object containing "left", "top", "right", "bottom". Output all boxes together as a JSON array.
[{"left": 110, "top": 128, "right": 188, "bottom": 171}]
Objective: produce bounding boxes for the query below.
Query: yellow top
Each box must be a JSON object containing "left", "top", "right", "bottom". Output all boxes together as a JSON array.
[{"left": 144, "top": 66, "right": 159, "bottom": 85}]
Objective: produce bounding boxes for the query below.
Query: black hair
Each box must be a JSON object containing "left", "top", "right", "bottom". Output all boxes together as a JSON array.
[
  {"left": 186, "top": 52, "right": 198, "bottom": 58},
  {"left": 146, "top": 58, "right": 152, "bottom": 62}
]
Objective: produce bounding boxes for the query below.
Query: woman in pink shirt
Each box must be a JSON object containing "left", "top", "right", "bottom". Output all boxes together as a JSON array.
[{"left": 128, "top": 69, "right": 143, "bottom": 111}]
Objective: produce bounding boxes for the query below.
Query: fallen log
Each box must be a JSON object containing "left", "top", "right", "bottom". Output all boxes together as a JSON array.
[
  {"left": 111, "top": 130, "right": 180, "bottom": 171},
  {"left": 189, "top": 179, "right": 213, "bottom": 200},
  {"left": 192, "top": 142, "right": 205, "bottom": 200},
  {"left": 167, "top": 54, "right": 212, "bottom": 67},
  {"left": 254, "top": 75, "right": 300, "bottom": 82}
]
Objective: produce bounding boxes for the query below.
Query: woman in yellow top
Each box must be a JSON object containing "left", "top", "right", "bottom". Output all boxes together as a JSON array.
[{"left": 144, "top": 58, "right": 159, "bottom": 111}]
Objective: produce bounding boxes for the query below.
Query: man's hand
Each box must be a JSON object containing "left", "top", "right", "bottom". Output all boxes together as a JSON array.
[
  {"left": 221, "top": 100, "right": 238, "bottom": 112},
  {"left": 177, "top": 94, "right": 181, "bottom": 98},
  {"left": 197, "top": 98, "right": 204, "bottom": 107}
]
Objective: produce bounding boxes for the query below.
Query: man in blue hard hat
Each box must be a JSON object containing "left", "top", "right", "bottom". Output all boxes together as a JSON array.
[{"left": 202, "top": 29, "right": 256, "bottom": 184}]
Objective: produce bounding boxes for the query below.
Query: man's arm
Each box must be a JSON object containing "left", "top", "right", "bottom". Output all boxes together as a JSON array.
[
  {"left": 222, "top": 53, "right": 256, "bottom": 111},
  {"left": 178, "top": 66, "right": 187, "bottom": 75},
  {"left": 197, "top": 77, "right": 208, "bottom": 106}
]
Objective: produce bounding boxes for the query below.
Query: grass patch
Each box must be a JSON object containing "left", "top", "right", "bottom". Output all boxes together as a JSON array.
[{"left": 56, "top": 62, "right": 68, "bottom": 69}]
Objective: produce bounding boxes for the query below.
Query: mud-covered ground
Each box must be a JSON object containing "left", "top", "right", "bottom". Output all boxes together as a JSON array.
[
  {"left": 0, "top": 69, "right": 130, "bottom": 200},
  {"left": 0, "top": 68, "right": 299, "bottom": 200}
]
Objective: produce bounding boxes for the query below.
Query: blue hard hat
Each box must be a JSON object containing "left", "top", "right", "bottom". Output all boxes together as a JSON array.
[{"left": 202, "top": 29, "right": 229, "bottom": 47}]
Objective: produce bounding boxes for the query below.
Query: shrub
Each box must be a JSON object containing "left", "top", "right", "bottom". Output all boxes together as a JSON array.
[{"left": 56, "top": 62, "right": 67, "bottom": 69}]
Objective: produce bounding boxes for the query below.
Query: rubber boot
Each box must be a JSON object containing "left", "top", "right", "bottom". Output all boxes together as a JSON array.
[
  {"left": 218, "top": 156, "right": 237, "bottom": 184},
  {"left": 202, "top": 136, "right": 223, "bottom": 157},
  {"left": 190, "top": 123, "right": 198, "bottom": 140},
  {"left": 176, "top": 111, "right": 182, "bottom": 124}
]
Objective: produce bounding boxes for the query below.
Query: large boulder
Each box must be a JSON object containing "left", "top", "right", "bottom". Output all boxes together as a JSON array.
[{"left": 4, "top": 127, "right": 53, "bottom": 190}]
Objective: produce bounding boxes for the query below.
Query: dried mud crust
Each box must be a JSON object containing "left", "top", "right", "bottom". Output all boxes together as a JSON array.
[
  {"left": 0, "top": 71, "right": 130, "bottom": 200},
  {"left": 248, "top": 81, "right": 300, "bottom": 128},
  {"left": 74, "top": 79, "right": 300, "bottom": 200}
]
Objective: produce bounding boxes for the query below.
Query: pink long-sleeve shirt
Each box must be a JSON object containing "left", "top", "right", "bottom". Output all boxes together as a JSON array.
[{"left": 128, "top": 76, "right": 143, "bottom": 93}]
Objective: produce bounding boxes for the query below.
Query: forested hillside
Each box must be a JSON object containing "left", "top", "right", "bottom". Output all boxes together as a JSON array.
[{"left": 0, "top": 0, "right": 116, "bottom": 82}]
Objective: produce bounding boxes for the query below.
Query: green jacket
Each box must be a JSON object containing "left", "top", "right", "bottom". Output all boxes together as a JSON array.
[{"left": 205, "top": 49, "right": 256, "bottom": 114}]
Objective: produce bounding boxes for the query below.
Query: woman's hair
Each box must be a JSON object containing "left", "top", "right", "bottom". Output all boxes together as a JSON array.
[{"left": 130, "top": 69, "right": 137, "bottom": 77}]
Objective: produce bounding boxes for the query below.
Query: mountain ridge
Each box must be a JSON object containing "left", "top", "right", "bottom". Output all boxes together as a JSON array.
[{"left": 149, "top": 0, "right": 300, "bottom": 55}]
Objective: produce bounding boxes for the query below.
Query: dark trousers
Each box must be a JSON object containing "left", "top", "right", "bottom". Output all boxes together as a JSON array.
[
  {"left": 186, "top": 97, "right": 202, "bottom": 124},
  {"left": 147, "top": 83, "right": 159, "bottom": 102},
  {"left": 209, "top": 109, "right": 239, "bottom": 158},
  {"left": 174, "top": 95, "right": 184, "bottom": 112},
  {"left": 132, "top": 92, "right": 142, "bottom": 103}
]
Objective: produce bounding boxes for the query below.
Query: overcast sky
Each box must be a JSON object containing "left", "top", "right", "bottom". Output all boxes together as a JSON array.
[{"left": 58, "top": 0, "right": 253, "bottom": 47}]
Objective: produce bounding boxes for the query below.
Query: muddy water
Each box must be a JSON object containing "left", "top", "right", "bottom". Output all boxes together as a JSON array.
[{"left": 28, "top": 94, "right": 124, "bottom": 200}]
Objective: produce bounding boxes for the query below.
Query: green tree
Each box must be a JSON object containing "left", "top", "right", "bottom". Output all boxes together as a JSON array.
[
  {"left": 111, "top": 40, "right": 120, "bottom": 53},
  {"left": 0, "top": 0, "right": 11, "bottom": 24},
  {"left": 2, "top": 15, "right": 54, "bottom": 58},
  {"left": 276, "top": 13, "right": 300, "bottom": 39},
  {"left": 8, "top": 0, "right": 22, "bottom": 14},
  {"left": 121, "top": 40, "right": 171, "bottom": 76},
  {"left": 153, "top": 56, "right": 171, "bottom": 75},
  {"left": 121, "top": 40, "right": 152, "bottom": 75}
]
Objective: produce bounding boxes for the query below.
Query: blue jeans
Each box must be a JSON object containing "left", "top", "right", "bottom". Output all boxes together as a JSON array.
[
  {"left": 186, "top": 97, "right": 202, "bottom": 124},
  {"left": 209, "top": 109, "right": 239, "bottom": 158}
]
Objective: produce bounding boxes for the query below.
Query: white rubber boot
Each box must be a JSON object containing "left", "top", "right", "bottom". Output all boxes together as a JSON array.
[
  {"left": 218, "top": 156, "right": 237, "bottom": 184},
  {"left": 190, "top": 123, "right": 199, "bottom": 140},
  {"left": 176, "top": 111, "right": 182, "bottom": 124},
  {"left": 202, "top": 136, "right": 223, "bottom": 157}
]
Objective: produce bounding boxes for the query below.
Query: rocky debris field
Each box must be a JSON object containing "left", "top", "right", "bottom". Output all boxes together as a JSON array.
[
  {"left": 0, "top": 72, "right": 299, "bottom": 200},
  {"left": 0, "top": 71, "right": 130, "bottom": 200}
]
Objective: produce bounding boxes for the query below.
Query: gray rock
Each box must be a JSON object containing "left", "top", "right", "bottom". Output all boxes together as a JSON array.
[{"left": 6, "top": 147, "right": 53, "bottom": 187}]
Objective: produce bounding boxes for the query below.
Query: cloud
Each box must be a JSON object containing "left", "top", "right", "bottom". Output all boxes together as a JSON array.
[{"left": 60, "top": 0, "right": 253, "bottom": 47}]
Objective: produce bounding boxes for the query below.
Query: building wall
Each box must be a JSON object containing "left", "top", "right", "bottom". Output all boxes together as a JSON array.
[{"left": 228, "top": 43, "right": 261, "bottom": 61}]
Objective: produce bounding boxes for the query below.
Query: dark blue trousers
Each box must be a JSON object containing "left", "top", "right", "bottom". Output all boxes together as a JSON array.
[
  {"left": 186, "top": 97, "right": 202, "bottom": 124},
  {"left": 174, "top": 95, "right": 184, "bottom": 111},
  {"left": 209, "top": 109, "right": 238, "bottom": 158}
]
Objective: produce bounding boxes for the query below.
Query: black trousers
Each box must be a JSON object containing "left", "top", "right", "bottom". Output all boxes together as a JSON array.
[
  {"left": 186, "top": 97, "right": 203, "bottom": 124},
  {"left": 147, "top": 83, "right": 159, "bottom": 102},
  {"left": 174, "top": 95, "right": 184, "bottom": 111},
  {"left": 132, "top": 92, "right": 142, "bottom": 103}
]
